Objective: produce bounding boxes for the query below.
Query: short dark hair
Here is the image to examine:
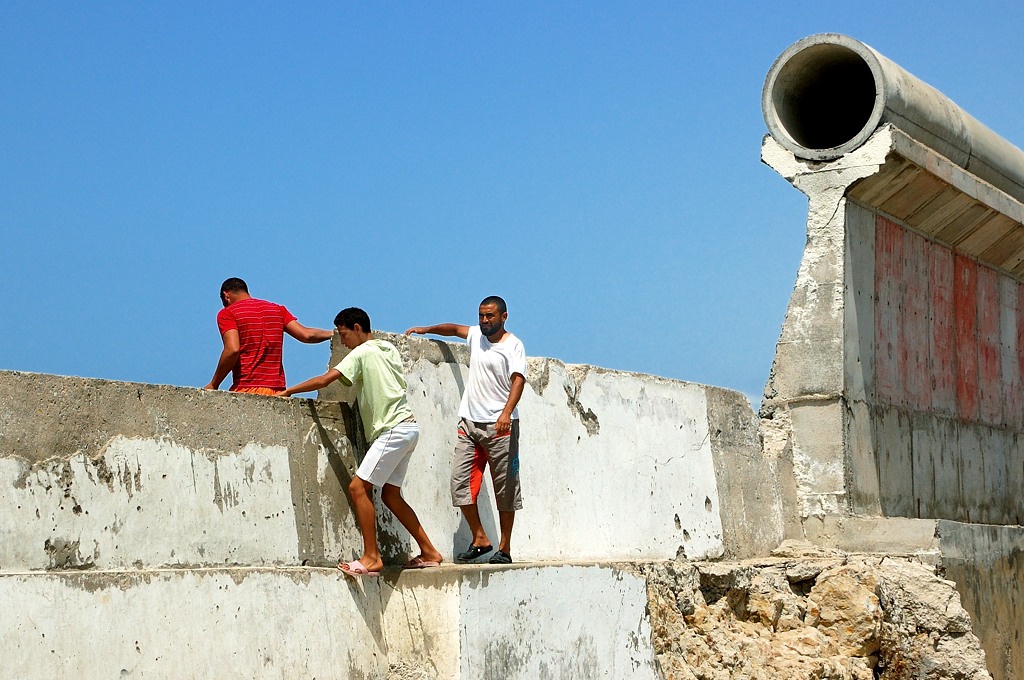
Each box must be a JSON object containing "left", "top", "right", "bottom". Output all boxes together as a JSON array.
[
  {"left": 334, "top": 307, "right": 371, "bottom": 332},
  {"left": 220, "top": 277, "right": 248, "bottom": 294},
  {"left": 480, "top": 295, "right": 507, "bottom": 314}
]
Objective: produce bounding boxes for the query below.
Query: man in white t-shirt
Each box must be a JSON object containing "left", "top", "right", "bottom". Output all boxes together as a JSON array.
[
  {"left": 406, "top": 296, "right": 527, "bottom": 565},
  {"left": 278, "top": 307, "right": 443, "bottom": 577}
]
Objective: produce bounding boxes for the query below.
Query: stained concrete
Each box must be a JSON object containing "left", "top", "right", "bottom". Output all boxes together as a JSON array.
[
  {"left": 762, "top": 36, "right": 1024, "bottom": 676},
  {"left": 0, "top": 371, "right": 361, "bottom": 571},
  {"left": 325, "top": 332, "right": 784, "bottom": 562},
  {"left": 1, "top": 563, "right": 660, "bottom": 679}
]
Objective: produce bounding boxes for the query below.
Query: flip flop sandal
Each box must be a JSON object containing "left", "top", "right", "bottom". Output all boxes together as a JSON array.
[{"left": 339, "top": 559, "right": 381, "bottom": 578}]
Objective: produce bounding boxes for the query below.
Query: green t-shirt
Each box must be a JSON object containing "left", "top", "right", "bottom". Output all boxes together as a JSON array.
[{"left": 335, "top": 339, "right": 413, "bottom": 441}]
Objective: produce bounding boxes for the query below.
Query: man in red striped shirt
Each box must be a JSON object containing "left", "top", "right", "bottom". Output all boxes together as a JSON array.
[{"left": 204, "top": 278, "right": 333, "bottom": 395}]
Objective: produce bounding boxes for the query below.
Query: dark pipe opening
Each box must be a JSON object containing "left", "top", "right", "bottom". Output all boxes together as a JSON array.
[{"left": 770, "top": 44, "right": 878, "bottom": 151}]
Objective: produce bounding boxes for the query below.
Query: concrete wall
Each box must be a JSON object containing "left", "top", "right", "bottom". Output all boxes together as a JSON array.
[
  {"left": 762, "top": 116, "right": 1024, "bottom": 680},
  {"left": 1, "top": 361, "right": 744, "bottom": 678},
  {"left": 0, "top": 371, "right": 361, "bottom": 571},
  {"left": 323, "top": 332, "right": 785, "bottom": 562},
  {"left": 846, "top": 205, "right": 1024, "bottom": 524},
  {"left": 939, "top": 521, "right": 1024, "bottom": 680},
  {"left": 761, "top": 126, "right": 1024, "bottom": 529},
  {"left": 1, "top": 563, "right": 659, "bottom": 679}
]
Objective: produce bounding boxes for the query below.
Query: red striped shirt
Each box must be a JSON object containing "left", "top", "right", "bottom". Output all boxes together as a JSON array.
[{"left": 216, "top": 298, "right": 297, "bottom": 391}]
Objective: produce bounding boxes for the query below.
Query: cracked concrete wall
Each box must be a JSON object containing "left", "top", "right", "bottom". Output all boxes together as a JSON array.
[
  {"left": 325, "top": 332, "right": 783, "bottom": 561},
  {"left": 0, "top": 371, "right": 361, "bottom": 571},
  {"left": 0, "top": 568, "right": 388, "bottom": 678},
  {"left": 762, "top": 126, "right": 1024, "bottom": 528},
  {"left": 763, "top": 127, "right": 1024, "bottom": 680},
  {"left": 1, "top": 335, "right": 780, "bottom": 572},
  {"left": 0, "top": 562, "right": 659, "bottom": 680}
]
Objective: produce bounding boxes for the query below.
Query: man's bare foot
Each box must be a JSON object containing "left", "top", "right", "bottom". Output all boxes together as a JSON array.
[{"left": 403, "top": 554, "right": 443, "bottom": 569}]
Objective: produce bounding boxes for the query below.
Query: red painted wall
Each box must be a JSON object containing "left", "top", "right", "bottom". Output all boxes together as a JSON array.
[{"left": 874, "top": 216, "right": 1023, "bottom": 427}]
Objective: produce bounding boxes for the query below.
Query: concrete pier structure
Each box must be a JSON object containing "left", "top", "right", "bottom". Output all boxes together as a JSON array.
[{"left": 761, "top": 34, "right": 1024, "bottom": 678}]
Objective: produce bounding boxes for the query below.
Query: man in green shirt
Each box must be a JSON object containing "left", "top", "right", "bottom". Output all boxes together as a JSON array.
[{"left": 277, "top": 307, "right": 442, "bottom": 577}]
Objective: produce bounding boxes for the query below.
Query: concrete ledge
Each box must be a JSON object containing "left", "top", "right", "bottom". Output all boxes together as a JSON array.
[
  {"left": 1, "top": 562, "right": 660, "bottom": 679},
  {"left": 801, "top": 515, "right": 940, "bottom": 557}
]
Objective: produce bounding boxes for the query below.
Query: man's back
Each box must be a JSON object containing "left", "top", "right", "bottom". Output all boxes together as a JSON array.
[{"left": 217, "top": 298, "right": 296, "bottom": 390}]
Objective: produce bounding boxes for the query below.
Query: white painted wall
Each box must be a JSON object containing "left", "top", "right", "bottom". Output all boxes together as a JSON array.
[
  {"left": 2, "top": 563, "right": 660, "bottom": 679},
  {"left": 0, "top": 435, "right": 362, "bottom": 571},
  {"left": 391, "top": 352, "right": 726, "bottom": 563}
]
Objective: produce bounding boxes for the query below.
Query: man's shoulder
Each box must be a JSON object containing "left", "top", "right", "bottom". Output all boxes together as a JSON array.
[
  {"left": 349, "top": 339, "right": 396, "bottom": 359},
  {"left": 501, "top": 331, "right": 525, "bottom": 351}
]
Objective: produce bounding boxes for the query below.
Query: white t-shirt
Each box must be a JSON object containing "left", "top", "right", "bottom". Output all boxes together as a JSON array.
[{"left": 459, "top": 325, "right": 527, "bottom": 423}]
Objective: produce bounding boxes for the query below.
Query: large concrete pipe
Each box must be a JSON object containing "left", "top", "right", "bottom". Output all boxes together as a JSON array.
[{"left": 762, "top": 33, "right": 1024, "bottom": 203}]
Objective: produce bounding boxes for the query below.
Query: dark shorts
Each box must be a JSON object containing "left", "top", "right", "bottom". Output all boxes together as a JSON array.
[{"left": 451, "top": 417, "right": 522, "bottom": 512}]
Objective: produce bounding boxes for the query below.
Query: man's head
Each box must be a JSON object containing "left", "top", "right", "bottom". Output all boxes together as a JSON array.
[
  {"left": 334, "top": 307, "right": 373, "bottom": 349},
  {"left": 219, "top": 277, "right": 249, "bottom": 307},
  {"left": 478, "top": 295, "right": 508, "bottom": 339}
]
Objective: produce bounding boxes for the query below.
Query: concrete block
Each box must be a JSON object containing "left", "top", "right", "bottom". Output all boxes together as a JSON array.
[
  {"left": 789, "top": 400, "right": 846, "bottom": 516},
  {"left": 0, "top": 563, "right": 661, "bottom": 680},
  {"left": 0, "top": 568, "right": 386, "bottom": 678},
  {"left": 844, "top": 201, "right": 876, "bottom": 404},
  {"left": 0, "top": 372, "right": 359, "bottom": 571},
  {"left": 938, "top": 520, "right": 1024, "bottom": 680},
  {"left": 845, "top": 400, "right": 881, "bottom": 516},
  {"left": 956, "top": 425, "right": 986, "bottom": 524},
  {"left": 705, "top": 386, "right": 785, "bottom": 559},
  {"left": 875, "top": 405, "right": 913, "bottom": 517},
  {"left": 324, "top": 333, "right": 774, "bottom": 562},
  {"left": 802, "top": 515, "right": 939, "bottom": 556}
]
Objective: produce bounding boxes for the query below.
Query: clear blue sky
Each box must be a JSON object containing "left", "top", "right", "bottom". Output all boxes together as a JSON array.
[{"left": 3, "top": 3, "right": 1023, "bottom": 404}]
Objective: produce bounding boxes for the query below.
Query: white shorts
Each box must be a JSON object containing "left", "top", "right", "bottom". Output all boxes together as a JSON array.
[{"left": 356, "top": 422, "right": 419, "bottom": 487}]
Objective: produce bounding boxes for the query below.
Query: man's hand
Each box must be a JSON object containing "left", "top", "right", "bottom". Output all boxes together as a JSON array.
[
  {"left": 203, "top": 383, "right": 218, "bottom": 391},
  {"left": 495, "top": 411, "right": 513, "bottom": 436},
  {"left": 272, "top": 390, "right": 289, "bottom": 397},
  {"left": 404, "top": 323, "right": 469, "bottom": 338}
]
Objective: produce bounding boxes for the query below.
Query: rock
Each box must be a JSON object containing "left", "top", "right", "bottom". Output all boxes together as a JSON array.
[{"left": 646, "top": 553, "right": 992, "bottom": 679}]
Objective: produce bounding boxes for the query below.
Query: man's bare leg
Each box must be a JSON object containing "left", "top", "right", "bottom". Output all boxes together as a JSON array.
[
  {"left": 497, "top": 510, "right": 515, "bottom": 555},
  {"left": 346, "top": 477, "right": 383, "bottom": 572},
  {"left": 460, "top": 503, "right": 492, "bottom": 548},
  {"left": 381, "top": 484, "right": 443, "bottom": 564}
]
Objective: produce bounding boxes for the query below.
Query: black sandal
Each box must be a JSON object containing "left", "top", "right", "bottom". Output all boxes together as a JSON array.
[
  {"left": 456, "top": 544, "right": 493, "bottom": 562},
  {"left": 488, "top": 550, "right": 512, "bottom": 565}
]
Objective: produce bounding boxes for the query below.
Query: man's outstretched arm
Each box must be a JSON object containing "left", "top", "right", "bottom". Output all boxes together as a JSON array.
[
  {"left": 205, "top": 329, "right": 241, "bottom": 390},
  {"left": 284, "top": 320, "right": 334, "bottom": 343},
  {"left": 275, "top": 369, "right": 344, "bottom": 397},
  {"left": 405, "top": 323, "right": 470, "bottom": 339}
]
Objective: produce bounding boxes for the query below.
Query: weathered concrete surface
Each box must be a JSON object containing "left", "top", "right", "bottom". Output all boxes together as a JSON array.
[
  {"left": 0, "top": 562, "right": 660, "bottom": 679},
  {"left": 0, "top": 371, "right": 361, "bottom": 571},
  {"left": 802, "top": 516, "right": 940, "bottom": 558},
  {"left": 938, "top": 521, "right": 1024, "bottom": 680},
  {"left": 761, "top": 37, "right": 1024, "bottom": 674},
  {"left": 325, "top": 332, "right": 784, "bottom": 561},
  {"left": 762, "top": 126, "right": 1024, "bottom": 528},
  {"left": 1, "top": 567, "right": 387, "bottom": 678},
  {"left": 0, "top": 551, "right": 995, "bottom": 679},
  {"left": 1, "top": 338, "right": 782, "bottom": 570}
]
